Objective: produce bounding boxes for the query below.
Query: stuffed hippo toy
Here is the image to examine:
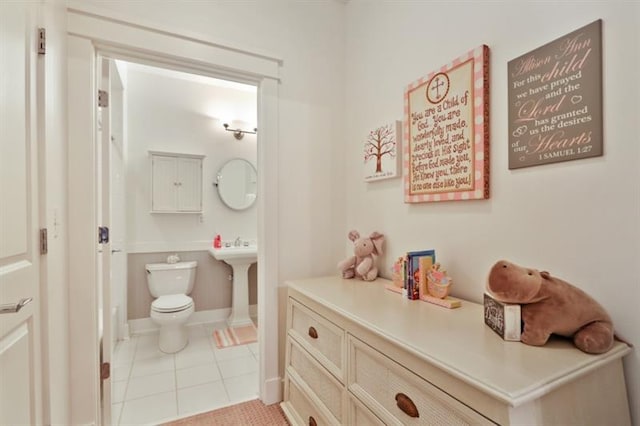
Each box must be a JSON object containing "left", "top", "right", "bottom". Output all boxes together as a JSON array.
[
  {"left": 338, "top": 230, "right": 384, "bottom": 281},
  {"left": 487, "top": 260, "right": 614, "bottom": 354}
]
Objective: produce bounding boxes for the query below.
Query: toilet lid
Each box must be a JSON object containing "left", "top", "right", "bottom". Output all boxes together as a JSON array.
[{"left": 152, "top": 294, "right": 193, "bottom": 313}]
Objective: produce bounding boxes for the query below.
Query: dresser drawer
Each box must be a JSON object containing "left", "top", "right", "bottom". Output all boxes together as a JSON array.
[
  {"left": 283, "top": 374, "right": 335, "bottom": 426},
  {"left": 349, "top": 394, "right": 385, "bottom": 426},
  {"left": 287, "top": 338, "right": 345, "bottom": 423},
  {"left": 348, "top": 335, "right": 495, "bottom": 426},
  {"left": 288, "top": 298, "right": 345, "bottom": 381}
]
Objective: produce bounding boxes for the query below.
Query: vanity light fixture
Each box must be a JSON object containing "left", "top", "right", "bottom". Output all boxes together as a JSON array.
[{"left": 223, "top": 123, "right": 257, "bottom": 140}]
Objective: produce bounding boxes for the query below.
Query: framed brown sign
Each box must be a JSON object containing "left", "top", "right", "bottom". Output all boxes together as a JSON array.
[{"left": 508, "top": 20, "right": 602, "bottom": 169}]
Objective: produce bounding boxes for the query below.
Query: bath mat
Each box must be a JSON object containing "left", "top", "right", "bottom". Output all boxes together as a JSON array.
[{"left": 213, "top": 323, "right": 257, "bottom": 349}]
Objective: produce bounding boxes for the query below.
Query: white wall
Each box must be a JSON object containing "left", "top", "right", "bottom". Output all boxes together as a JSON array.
[
  {"left": 81, "top": 0, "right": 347, "bottom": 280},
  {"left": 124, "top": 64, "right": 258, "bottom": 251},
  {"left": 344, "top": 2, "right": 639, "bottom": 424}
]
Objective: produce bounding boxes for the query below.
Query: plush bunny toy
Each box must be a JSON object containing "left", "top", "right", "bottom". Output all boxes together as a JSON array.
[{"left": 338, "top": 230, "right": 385, "bottom": 281}]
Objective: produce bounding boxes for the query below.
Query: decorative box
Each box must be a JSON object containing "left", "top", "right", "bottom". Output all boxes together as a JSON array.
[{"left": 484, "top": 293, "right": 521, "bottom": 341}]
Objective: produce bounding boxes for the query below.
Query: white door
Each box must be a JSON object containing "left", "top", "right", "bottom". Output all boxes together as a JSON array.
[
  {"left": 98, "top": 56, "right": 113, "bottom": 426},
  {"left": 109, "top": 60, "right": 128, "bottom": 343},
  {"left": 176, "top": 157, "right": 202, "bottom": 211},
  {"left": 0, "top": 2, "right": 43, "bottom": 425}
]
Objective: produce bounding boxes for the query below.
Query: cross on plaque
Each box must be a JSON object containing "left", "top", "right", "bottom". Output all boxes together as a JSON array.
[{"left": 431, "top": 76, "right": 445, "bottom": 98}]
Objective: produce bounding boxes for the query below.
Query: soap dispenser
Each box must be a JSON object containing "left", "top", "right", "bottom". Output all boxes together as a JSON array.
[{"left": 213, "top": 234, "right": 222, "bottom": 248}]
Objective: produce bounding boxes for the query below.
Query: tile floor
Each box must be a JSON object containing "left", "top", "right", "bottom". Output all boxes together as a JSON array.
[{"left": 111, "top": 321, "right": 259, "bottom": 425}]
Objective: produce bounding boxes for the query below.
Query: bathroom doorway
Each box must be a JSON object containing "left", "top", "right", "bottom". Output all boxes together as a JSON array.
[
  {"left": 104, "top": 58, "right": 261, "bottom": 424},
  {"left": 67, "top": 13, "right": 281, "bottom": 424}
]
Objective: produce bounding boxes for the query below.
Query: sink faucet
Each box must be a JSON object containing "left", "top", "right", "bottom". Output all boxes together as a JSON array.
[{"left": 234, "top": 237, "right": 242, "bottom": 247}]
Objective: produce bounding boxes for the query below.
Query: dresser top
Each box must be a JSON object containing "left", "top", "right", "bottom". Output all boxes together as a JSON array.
[{"left": 286, "top": 276, "right": 631, "bottom": 407}]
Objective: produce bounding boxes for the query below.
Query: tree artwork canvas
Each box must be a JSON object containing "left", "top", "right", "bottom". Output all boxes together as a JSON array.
[{"left": 363, "top": 121, "right": 401, "bottom": 182}]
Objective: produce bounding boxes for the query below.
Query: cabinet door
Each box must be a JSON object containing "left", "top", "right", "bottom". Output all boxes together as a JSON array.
[
  {"left": 151, "top": 155, "right": 178, "bottom": 212},
  {"left": 177, "top": 157, "right": 202, "bottom": 212}
]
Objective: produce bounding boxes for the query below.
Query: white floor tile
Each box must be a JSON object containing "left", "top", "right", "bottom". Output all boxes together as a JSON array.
[
  {"left": 136, "top": 333, "right": 158, "bottom": 346},
  {"left": 119, "top": 391, "right": 177, "bottom": 426},
  {"left": 111, "top": 323, "right": 261, "bottom": 425},
  {"left": 247, "top": 342, "right": 258, "bottom": 356},
  {"left": 131, "top": 354, "right": 175, "bottom": 378},
  {"left": 113, "top": 340, "right": 137, "bottom": 365},
  {"left": 135, "top": 339, "right": 167, "bottom": 361},
  {"left": 175, "top": 346, "right": 215, "bottom": 370},
  {"left": 224, "top": 372, "right": 259, "bottom": 403},
  {"left": 135, "top": 346, "right": 167, "bottom": 362},
  {"left": 176, "top": 363, "right": 221, "bottom": 389},
  {"left": 111, "top": 402, "right": 123, "bottom": 426},
  {"left": 212, "top": 344, "right": 252, "bottom": 362},
  {"left": 187, "top": 325, "right": 207, "bottom": 338},
  {"left": 112, "top": 380, "right": 127, "bottom": 403},
  {"left": 217, "top": 355, "right": 258, "bottom": 379},
  {"left": 182, "top": 335, "right": 214, "bottom": 354},
  {"left": 189, "top": 333, "right": 213, "bottom": 347},
  {"left": 177, "top": 381, "right": 229, "bottom": 418},
  {"left": 116, "top": 337, "right": 137, "bottom": 350},
  {"left": 203, "top": 321, "right": 232, "bottom": 334},
  {"left": 113, "top": 363, "right": 132, "bottom": 382},
  {"left": 125, "top": 371, "right": 175, "bottom": 401}
]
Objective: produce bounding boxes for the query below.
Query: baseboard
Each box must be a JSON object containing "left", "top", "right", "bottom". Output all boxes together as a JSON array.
[
  {"left": 262, "top": 376, "right": 283, "bottom": 405},
  {"left": 127, "top": 305, "right": 258, "bottom": 336}
]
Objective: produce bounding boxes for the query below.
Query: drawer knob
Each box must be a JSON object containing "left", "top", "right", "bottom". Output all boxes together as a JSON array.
[
  {"left": 395, "top": 392, "right": 419, "bottom": 418},
  {"left": 308, "top": 415, "right": 317, "bottom": 426},
  {"left": 308, "top": 326, "right": 318, "bottom": 339}
]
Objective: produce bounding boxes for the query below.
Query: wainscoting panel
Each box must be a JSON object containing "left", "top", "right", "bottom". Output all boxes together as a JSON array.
[{"left": 127, "top": 250, "right": 257, "bottom": 320}]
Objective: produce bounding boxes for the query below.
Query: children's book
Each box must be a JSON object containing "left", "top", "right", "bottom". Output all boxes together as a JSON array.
[{"left": 405, "top": 249, "right": 435, "bottom": 300}]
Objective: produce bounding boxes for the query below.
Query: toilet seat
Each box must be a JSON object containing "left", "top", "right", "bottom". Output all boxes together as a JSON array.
[{"left": 152, "top": 294, "right": 193, "bottom": 313}]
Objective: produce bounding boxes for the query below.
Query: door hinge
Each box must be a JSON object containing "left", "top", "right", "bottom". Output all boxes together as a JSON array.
[
  {"left": 98, "top": 226, "right": 109, "bottom": 244},
  {"left": 98, "top": 90, "right": 109, "bottom": 108},
  {"left": 38, "top": 28, "right": 46, "bottom": 55},
  {"left": 100, "top": 362, "right": 110, "bottom": 381},
  {"left": 40, "top": 228, "right": 48, "bottom": 255}
]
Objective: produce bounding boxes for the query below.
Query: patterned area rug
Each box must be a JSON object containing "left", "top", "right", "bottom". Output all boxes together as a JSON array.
[
  {"left": 213, "top": 323, "right": 257, "bottom": 349},
  {"left": 164, "top": 399, "right": 288, "bottom": 426}
]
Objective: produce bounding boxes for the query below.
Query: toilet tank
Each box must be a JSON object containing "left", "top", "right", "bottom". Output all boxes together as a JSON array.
[{"left": 145, "top": 261, "right": 197, "bottom": 297}]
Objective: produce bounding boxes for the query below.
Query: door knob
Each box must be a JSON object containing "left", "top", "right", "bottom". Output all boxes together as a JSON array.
[{"left": 0, "top": 298, "right": 33, "bottom": 314}]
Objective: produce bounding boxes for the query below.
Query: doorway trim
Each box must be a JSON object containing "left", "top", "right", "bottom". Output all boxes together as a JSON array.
[{"left": 66, "top": 5, "right": 281, "bottom": 424}]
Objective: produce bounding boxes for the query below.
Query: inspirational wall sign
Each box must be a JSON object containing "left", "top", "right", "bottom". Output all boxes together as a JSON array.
[
  {"left": 404, "top": 45, "right": 490, "bottom": 203},
  {"left": 508, "top": 20, "right": 602, "bottom": 169}
]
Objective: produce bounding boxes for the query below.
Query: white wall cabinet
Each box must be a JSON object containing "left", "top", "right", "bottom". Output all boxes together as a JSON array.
[
  {"left": 149, "top": 151, "right": 205, "bottom": 213},
  {"left": 282, "top": 276, "right": 632, "bottom": 426}
]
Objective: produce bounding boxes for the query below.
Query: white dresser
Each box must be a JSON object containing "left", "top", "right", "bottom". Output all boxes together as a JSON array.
[{"left": 281, "top": 276, "right": 632, "bottom": 425}]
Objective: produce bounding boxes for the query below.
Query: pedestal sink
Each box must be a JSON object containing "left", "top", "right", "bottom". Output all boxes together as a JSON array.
[{"left": 209, "top": 244, "right": 257, "bottom": 327}]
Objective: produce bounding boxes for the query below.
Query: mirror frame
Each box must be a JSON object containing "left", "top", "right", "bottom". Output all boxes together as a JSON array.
[{"left": 215, "top": 158, "right": 257, "bottom": 210}]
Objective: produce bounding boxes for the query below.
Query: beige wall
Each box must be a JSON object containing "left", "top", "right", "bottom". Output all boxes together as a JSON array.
[{"left": 127, "top": 250, "right": 257, "bottom": 320}]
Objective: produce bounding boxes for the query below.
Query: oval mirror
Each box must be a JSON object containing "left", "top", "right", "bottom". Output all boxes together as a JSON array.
[{"left": 215, "top": 158, "right": 257, "bottom": 210}]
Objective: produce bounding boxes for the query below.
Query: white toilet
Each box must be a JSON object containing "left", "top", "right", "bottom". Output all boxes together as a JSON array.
[{"left": 145, "top": 260, "right": 197, "bottom": 353}]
